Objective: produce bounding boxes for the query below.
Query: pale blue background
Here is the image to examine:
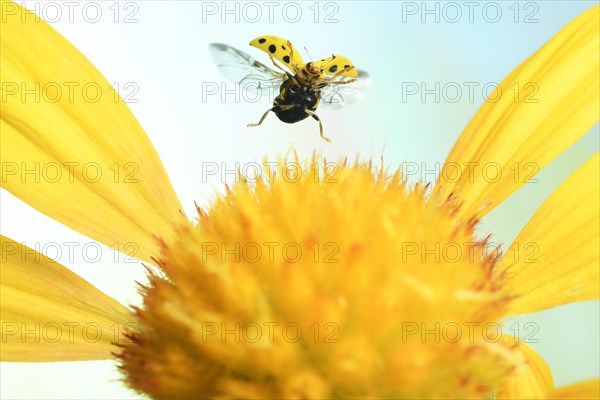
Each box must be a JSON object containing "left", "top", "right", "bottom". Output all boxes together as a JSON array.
[{"left": 1, "top": 1, "right": 598, "bottom": 398}]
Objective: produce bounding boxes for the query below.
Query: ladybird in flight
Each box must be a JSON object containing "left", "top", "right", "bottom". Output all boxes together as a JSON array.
[{"left": 209, "top": 35, "right": 369, "bottom": 142}]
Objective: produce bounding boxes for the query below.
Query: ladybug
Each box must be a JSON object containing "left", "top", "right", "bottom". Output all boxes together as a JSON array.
[{"left": 210, "top": 35, "right": 369, "bottom": 142}]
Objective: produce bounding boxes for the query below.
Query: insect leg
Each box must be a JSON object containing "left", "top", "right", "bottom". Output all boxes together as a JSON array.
[
  {"left": 247, "top": 108, "right": 274, "bottom": 128},
  {"left": 331, "top": 65, "right": 355, "bottom": 79},
  {"left": 286, "top": 40, "right": 304, "bottom": 76},
  {"left": 287, "top": 40, "right": 296, "bottom": 67},
  {"left": 304, "top": 109, "right": 331, "bottom": 143},
  {"left": 320, "top": 78, "right": 357, "bottom": 86},
  {"left": 313, "top": 69, "right": 357, "bottom": 85},
  {"left": 311, "top": 66, "right": 357, "bottom": 86},
  {"left": 268, "top": 55, "right": 288, "bottom": 74}
]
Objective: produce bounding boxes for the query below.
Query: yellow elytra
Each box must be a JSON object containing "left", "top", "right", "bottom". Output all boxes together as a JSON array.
[{"left": 249, "top": 35, "right": 358, "bottom": 78}]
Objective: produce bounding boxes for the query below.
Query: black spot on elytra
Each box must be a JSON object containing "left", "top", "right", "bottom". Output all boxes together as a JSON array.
[
  {"left": 268, "top": 44, "right": 277, "bottom": 54},
  {"left": 283, "top": 55, "right": 290, "bottom": 63},
  {"left": 258, "top": 38, "right": 266, "bottom": 44},
  {"left": 344, "top": 64, "right": 350, "bottom": 69},
  {"left": 329, "top": 65, "right": 338, "bottom": 73},
  {"left": 282, "top": 45, "right": 286, "bottom": 50}
]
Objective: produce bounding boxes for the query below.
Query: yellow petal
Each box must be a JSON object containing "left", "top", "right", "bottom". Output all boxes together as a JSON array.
[
  {"left": 496, "top": 335, "right": 553, "bottom": 399},
  {"left": 549, "top": 379, "right": 600, "bottom": 399},
  {"left": 437, "top": 5, "right": 600, "bottom": 218},
  {"left": 0, "top": 1, "right": 184, "bottom": 263},
  {"left": 499, "top": 153, "right": 599, "bottom": 316},
  {"left": 1, "top": 235, "right": 135, "bottom": 361}
]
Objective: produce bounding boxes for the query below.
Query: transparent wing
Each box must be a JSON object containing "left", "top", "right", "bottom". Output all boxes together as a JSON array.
[
  {"left": 209, "top": 43, "right": 284, "bottom": 98},
  {"left": 319, "top": 69, "right": 371, "bottom": 110}
]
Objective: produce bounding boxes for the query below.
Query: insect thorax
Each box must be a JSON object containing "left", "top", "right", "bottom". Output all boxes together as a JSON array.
[{"left": 277, "top": 78, "right": 320, "bottom": 106}]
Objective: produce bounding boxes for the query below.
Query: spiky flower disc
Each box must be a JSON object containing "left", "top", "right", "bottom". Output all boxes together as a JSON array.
[{"left": 119, "top": 156, "right": 517, "bottom": 399}]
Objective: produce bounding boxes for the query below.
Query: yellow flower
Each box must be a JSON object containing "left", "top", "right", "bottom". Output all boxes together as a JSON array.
[{"left": 1, "top": 1, "right": 599, "bottom": 398}]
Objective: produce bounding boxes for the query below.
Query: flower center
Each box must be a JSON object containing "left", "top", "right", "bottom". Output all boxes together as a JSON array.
[{"left": 118, "top": 157, "right": 514, "bottom": 398}]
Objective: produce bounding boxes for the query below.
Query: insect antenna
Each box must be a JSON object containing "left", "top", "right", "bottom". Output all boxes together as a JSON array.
[{"left": 303, "top": 46, "right": 314, "bottom": 62}]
